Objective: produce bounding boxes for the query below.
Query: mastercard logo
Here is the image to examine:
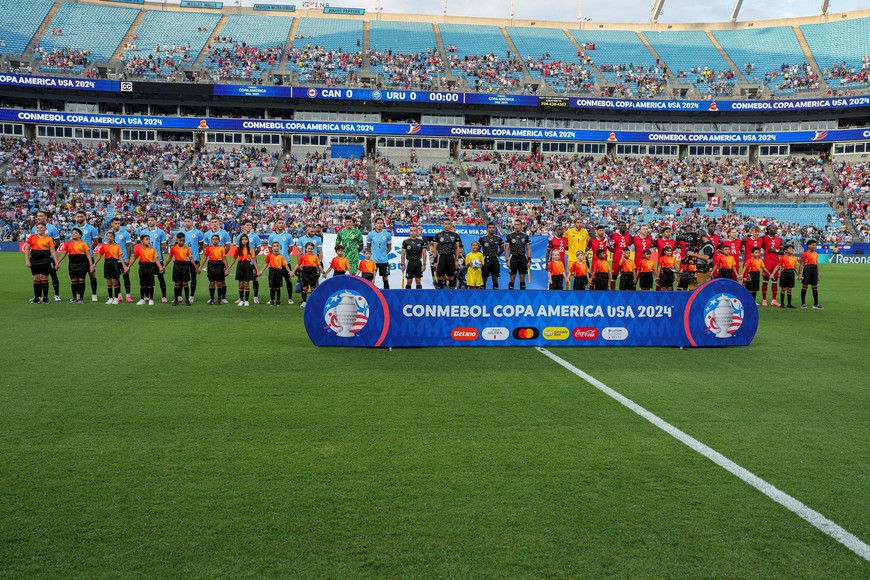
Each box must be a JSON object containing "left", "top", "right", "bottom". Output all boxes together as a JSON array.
[{"left": 512, "top": 327, "right": 540, "bottom": 340}]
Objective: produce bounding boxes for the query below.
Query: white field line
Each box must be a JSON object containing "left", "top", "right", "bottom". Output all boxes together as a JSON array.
[{"left": 536, "top": 346, "right": 870, "bottom": 562}]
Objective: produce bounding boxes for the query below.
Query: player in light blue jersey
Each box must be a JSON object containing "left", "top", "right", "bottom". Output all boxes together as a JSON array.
[
  {"left": 366, "top": 217, "right": 393, "bottom": 289},
  {"left": 204, "top": 217, "right": 232, "bottom": 252},
  {"left": 267, "top": 217, "right": 295, "bottom": 304},
  {"left": 74, "top": 210, "right": 101, "bottom": 301},
  {"left": 108, "top": 217, "right": 134, "bottom": 302},
  {"left": 296, "top": 224, "right": 323, "bottom": 263},
  {"left": 139, "top": 216, "right": 169, "bottom": 302},
  {"left": 33, "top": 210, "right": 62, "bottom": 300},
  {"left": 179, "top": 217, "right": 204, "bottom": 303},
  {"left": 239, "top": 219, "right": 262, "bottom": 303}
]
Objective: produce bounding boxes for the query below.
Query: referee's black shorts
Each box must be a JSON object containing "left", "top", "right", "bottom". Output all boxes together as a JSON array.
[
  {"left": 509, "top": 254, "right": 528, "bottom": 276},
  {"left": 482, "top": 256, "right": 501, "bottom": 279},
  {"left": 436, "top": 254, "right": 456, "bottom": 277}
]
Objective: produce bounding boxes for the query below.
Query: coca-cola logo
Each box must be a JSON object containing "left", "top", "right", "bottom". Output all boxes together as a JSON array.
[{"left": 573, "top": 327, "right": 599, "bottom": 340}]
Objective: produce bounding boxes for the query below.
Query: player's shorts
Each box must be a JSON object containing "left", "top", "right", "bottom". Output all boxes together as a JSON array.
[
  {"left": 593, "top": 272, "right": 609, "bottom": 290},
  {"left": 638, "top": 272, "right": 654, "bottom": 290},
  {"left": 234, "top": 261, "right": 254, "bottom": 282},
  {"left": 436, "top": 254, "right": 456, "bottom": 277},
  {"left": 619, "top": 272, "right": 636, "bottom": 291},
  {"left": 103, "top": 258, "right": 121, "bottom": 279},
  {"left": 268, "top": 268, "right": 284, "bottom": 289},
  {"left": 745, "top": 271, "right": 760, "bottom": 292},
  {"left": 375, "top": 262, "right": 389, "bottom": 277},
  {"left": 405, "top": 259, "right": 422, "bottom": 279},
  {"left": 550, "top": 275, "right": 564, "bottom": 290},
  {"left": 509, "top": 254, "right": 528, "bottom": 276},
  {"left": 29, "top": 249, "right": 51, "bottom": 276},
  {"left": 68, "top": 255, "right": 89, "bottom": 278},
  {"left": 482, "top": 256, "right": 501, "bottom": 279},
  {"left": 299, "top": 266, "right": 319, "bottom": 289},
  {"left": 207, "top": 261, "right": 225, "bottom": 282},
  {"left": 780, "top": 270, "right": 796, "bottom": 289},
  {"left": 139, "top": 262, "right": 156, "bottom": 286},
  {"left": 361, "top": 272, "right": 375, "bottom": 282},
  {"left": 715, "top": 269, "right": 733, "bottom": 279},
  {"left": 764, "top": 259, "right": 780, "bottom": 279},
  {"left": 332, "top": 270, "right": 346, "bottom": 277},
  {"left": 572, "top": 276, "right": 588, "bottom": 290},
  {"left": 659, "top": 269, "right": 675, "bottom": 287},
  {"left": 173, "top": 261, "right": 191, "bottom": 283},
  {"left": 611, "top": 258, "right": 624, "bottom": 275},
  {"left": 802, "top": 264, "right": 819, "bottom": 286}
]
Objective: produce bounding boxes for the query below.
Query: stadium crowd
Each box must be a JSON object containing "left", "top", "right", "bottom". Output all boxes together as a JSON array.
[
  {"left": 288, "top": 44, "right": 363, "bottom": 85},
  {"left": 185, "top": 146, "right": 280, "bottom": 186},
  {"left": 369, "top": 49, "right": 445, "bottom": 90},
  {"left": 279, "top": 152, "right": 369, "bottom": 192}
]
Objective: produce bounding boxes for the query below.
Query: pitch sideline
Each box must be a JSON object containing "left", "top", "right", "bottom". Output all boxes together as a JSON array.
[{"left": 535, "top": 346, "right": 870, "bottom": 562}]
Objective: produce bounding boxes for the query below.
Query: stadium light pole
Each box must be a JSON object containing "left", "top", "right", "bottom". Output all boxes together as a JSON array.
[
  {"left": 650, "top": 0, "right": 666, "bottom": 24},
  {"left": 374, "top": 0, "right": 383, "bottom": 21},
  {"left": 443, "top": 0, "right": 448, "bottom": 23},
  {"left": 820, "top": 0, "right": 830, "bottom": 14},
  {"left": 510, "top": 0, "right": 515, "bottom": 26},
  {"left": 730, "top": 0, "right": 744, "bottom": 22}
]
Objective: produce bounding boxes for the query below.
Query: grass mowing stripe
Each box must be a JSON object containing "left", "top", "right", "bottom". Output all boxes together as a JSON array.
[{"left": 535, "top": 346, "right": 870, "bottom": 562}]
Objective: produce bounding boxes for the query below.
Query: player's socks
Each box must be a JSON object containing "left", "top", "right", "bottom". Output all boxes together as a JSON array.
[
  {"left": 508, "top": 282, "right": 514, "bottom": 290},
  {"left": 383, "top": 281, "right": 390, "bottom": 289},
  {"left": 416, "top": 284, "right": 422, "bottom": 289},
  {"left": 301, "top": 292, "right": 307, "bottom": 303},
  {"left": 610, "top": 281, "right": 616, "bottom": 291},
  {"left": 90, "top": 276, "right": 98, "bottom": 294},
  {"left": 492, "top": 281, "right": 499, "bottom": 289},
  {"left": 252, "top": 279, "right": 258, "bottom": 298},
  {"left": 762, "top": 282, "right": 768, "bottom": 299},
  {"left": 209, "top": 287, "right": 215, "bottom": 301},
  {"left": 50, "top": 271, "right": 60, "bottom": 295},
  {"left": 405, "top": 283, "right": 411, "bottom": 289},
  {"left": 520, "top": 283, "right": 526, "bottom": 290},
  {"left": 33, "top": 283, "right": 41, "bottom": 302},
  {"left": 780, "top": 292, "right": 785, "bottom": 306},
  {"left": 190, "top": 275, "right": 197, "bottom": 297},
  {"left": 159, "top": 278, "right": 167, "bottom": 298},
  {"left": 787, "top": 293, "right": 792, "bottom": 306},
  {"left": 183, "top": 286, "right": 190, "bottom": 301},
  {"left": 812, "top": 289, "right": 819, "bottom": 305},
  {"left": 801, "top": 288, "right": 807, "bottom": 305},
  {"left": 275, "top": 289, "right": 281, "bottom": 302},
  {"left": 772, "top": 282, "right": 778, "bottom": 298},
  {"left": 123, "top": 273, "right": 131, "bottom": 294}
]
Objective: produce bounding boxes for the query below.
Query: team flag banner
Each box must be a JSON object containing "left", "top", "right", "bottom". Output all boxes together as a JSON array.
[{"left": 304, "top": 276, "right": 759, "bottom": 348}]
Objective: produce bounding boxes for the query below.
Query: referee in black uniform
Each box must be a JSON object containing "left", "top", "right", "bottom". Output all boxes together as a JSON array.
[
  {"left": 505, "top": 219, "right": 531, "bottom": 290},
  {"left": 433, "top": 218, "right": 463, "bottom": 289},
  {"left": 401, "top": 226, "right": 428, "bottom": 289},
  {"left": 478, "top": 222, "right": 504, "bottom": 289}
]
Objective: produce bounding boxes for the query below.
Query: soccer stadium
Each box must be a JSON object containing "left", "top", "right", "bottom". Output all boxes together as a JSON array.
[{"left": 1, "top": 0, "right": 869, "bottom": 575}]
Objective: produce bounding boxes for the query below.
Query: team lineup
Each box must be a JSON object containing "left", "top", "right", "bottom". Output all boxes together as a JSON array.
[{"left": 22, "top": 210, "right": 824, "bottom": 310}]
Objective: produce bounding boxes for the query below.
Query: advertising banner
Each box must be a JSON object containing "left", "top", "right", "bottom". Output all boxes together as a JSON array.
[
  {"left": 2, "top": 107, "right": 868, "bottom": 144},
  {"left": 0, "top": 74, "right": 119, "bottom": 92},
  {"left": 303, "top": 276, "right": 759, "bottom": 348}
]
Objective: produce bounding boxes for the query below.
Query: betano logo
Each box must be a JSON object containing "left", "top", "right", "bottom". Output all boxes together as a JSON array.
[
  {"left": 451, "top": 328, "right": 479, "bottom": 341},
  {"left": 542, "top": 327, "right": 570, "bottom": 340},
  {"left": 512, "top": 327, "right": 539, "bottom": 340}
]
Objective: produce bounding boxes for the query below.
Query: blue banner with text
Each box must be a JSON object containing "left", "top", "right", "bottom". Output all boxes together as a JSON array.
[{"left": 303, "top": 276, "right": 759, "bottom": 348}]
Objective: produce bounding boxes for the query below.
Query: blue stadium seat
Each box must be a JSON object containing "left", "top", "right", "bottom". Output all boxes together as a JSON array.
[
  {"left": 37, "top": 2, "right": 140, "bottom": 62},
  {"left": 0, "top": 0, "right": 55, "bottom": 57},
  {"left": 505, "top": 26, "right": 593, "bottom": 93},
  {"left": 122, "top": 10, "right": 221, "bottom": 78},
  {"left": 202, "top": 14, "right": 293, "bottom": 81},
  {"left": 439, "top": 23, "right": 522, "bottom": 92},
  {"left": 643, "top": 30, "right": 735, "bottom": 94},
  {"left": 801, "top": 17, "right": 870, "bottom": 90},
  {"left": 713, "top": 27, "right": 809, "bottom": 95}
]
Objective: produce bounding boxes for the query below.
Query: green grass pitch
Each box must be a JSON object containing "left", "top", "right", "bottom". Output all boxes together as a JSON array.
[{"left": 1, "top": 252, "right": 868, "bottom": 577}]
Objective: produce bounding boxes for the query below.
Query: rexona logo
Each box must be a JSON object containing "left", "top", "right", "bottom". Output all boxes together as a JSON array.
[
  {"left": 512, "top": 327, "right": 540, "bottom": 340},
  {"left": 451, "top": 328, "right": 479, "bottom": 341},
  {"left": 572, "top": 327, "right": 600, "bottom": 340},
  {"left": 601, "top": 327, "right": 629, "bottom": 341},
  {"left": 542, "top": 327, "right": 570, "bottom": 340},
  {"left": 481, "top": 327, "right": 509, "bottom": 341}
]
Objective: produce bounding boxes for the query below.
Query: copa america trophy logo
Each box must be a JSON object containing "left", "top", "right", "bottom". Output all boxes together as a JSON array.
[
  {"left": 704, "top": 293, "right": 745, "bottom": 339},
  {"left": 324, "top": 290, "right": 369, "bottom": 338}
]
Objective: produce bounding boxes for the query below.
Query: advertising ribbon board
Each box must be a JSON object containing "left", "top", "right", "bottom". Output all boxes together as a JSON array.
[{"left": 304, "top": 277, "right": 759, "bottom": 348}]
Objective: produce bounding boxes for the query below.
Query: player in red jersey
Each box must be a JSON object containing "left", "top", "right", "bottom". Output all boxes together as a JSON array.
[
  {"left": 760, "top": 224, "right": 784, "bottom": 306},
  {"left": 546, "top": 224, "right": 569, "bottom": 266},
  {"left": 722, "top": 227, "right": 743, "bottom": 280},
  {"left": 706, "top": 224, "right": 720, "bottom": 251},
  {"left": 589, "top": 224, "right": 611, "bottom": 263},
  {"left": 609, "top": 222, "right": 633, "bottom": 290},
  {"left": 743, "top": 225, "right": 764, "bottom": 268},
  {"left": 655, "top": 226, "right": 677, "bottom": 289},
  {"left": 632, "top": 224, "right": 654, "bottom": 270}
]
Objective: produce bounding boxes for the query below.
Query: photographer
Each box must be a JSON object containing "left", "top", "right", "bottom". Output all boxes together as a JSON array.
[{"left": 676, "top": 224, "right": 702, "bottom": 291}]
